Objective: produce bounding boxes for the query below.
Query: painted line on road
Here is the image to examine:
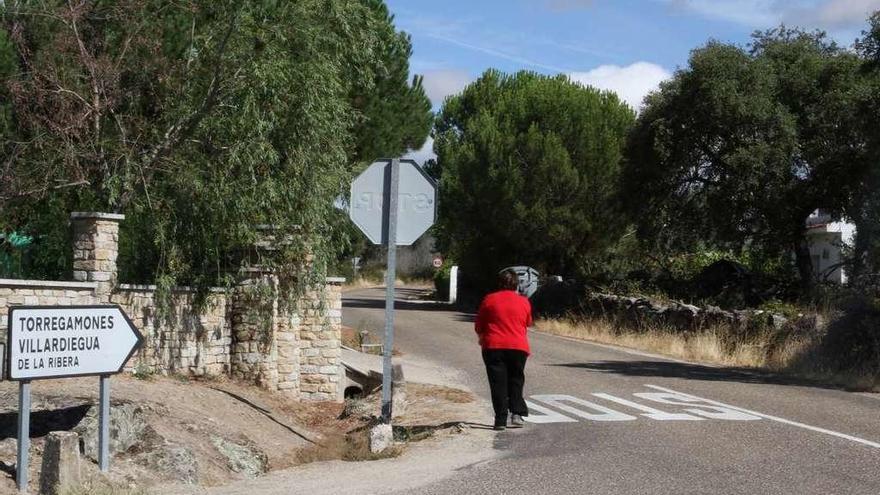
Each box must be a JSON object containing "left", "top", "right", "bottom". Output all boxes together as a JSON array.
[{"left": 644, "top": 384, "right": 880, "bottom": 450}]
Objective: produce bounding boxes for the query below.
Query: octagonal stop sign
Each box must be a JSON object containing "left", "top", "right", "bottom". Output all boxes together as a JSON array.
[{"left": 349, "top": 159, "right": 437, "bottom": 246}]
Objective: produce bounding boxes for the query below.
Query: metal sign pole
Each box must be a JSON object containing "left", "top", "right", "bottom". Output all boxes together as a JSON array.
[
  {"left": 98, "top": 375, "right": 111, "bottom": 471},
  {"left": 381, "top": 159, "right": 400, "bottom": 422},
  {"left": 16, "top": 380, "right": 31, "bottom": 492}
]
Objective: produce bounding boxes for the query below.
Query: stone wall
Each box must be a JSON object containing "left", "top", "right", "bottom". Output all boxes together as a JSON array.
[
  {"left": 0, "top": 280, "right": 99, "bottom": 334},
  {"left": 112, "top": 286, "right": 231, "bottom": 377},
  {"left": 580, "top": 292, "right": 797, "bottom": 332},
  {"left": 0, "top": 212, "right": 344, "bottom": 401}
]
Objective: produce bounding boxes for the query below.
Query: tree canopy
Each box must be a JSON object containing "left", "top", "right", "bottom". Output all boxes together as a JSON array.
[
  {"left": 433, "top": 70, "right": 635, "bottom": 289},
  {"left": 853, "top": 12, "right": 880, "bottom": 275},
  {"left": 0, "top": 0, "right": 431, "bottom": 290},
  {"left": 621, "top": 27, "right": 873, "bottom": 287}
]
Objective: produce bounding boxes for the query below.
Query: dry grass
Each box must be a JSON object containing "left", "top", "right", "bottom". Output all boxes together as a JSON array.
[
  {"left": 59, "top": 476, "right": 150, "bottom": 495},
  {"left": 535, "top": 317, "right": 879, "bottom": 391},
  {"left": 344, "top": 276, "right": 407, "bottom": 290},
  {"left": 407, "top": 383, "right": 475, "bottom": 404},
  {"left": 536, "top": 318, "right": 769, "bottom": 367},
  {"left": 293, "top": 428, "right": 404, "bottom": 464}
]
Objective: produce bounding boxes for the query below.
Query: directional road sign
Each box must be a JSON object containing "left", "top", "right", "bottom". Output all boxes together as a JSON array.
[
  {"left": 349, "top": 159, "right": 437, "bottom": 246},
  {"left": 7, "top": 305, "right": 143, "bottom": 380}
]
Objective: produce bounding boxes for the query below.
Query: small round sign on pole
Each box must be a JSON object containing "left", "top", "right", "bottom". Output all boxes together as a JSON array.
[{"left": 432, "top": 256, "right": 443, "bottom": 269}]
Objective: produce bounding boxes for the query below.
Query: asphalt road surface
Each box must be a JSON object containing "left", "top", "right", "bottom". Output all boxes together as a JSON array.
[{"left": 343, "top": 287, "right": 880, "bottom": 495}]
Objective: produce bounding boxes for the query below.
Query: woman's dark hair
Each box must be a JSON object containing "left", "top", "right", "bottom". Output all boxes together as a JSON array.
[{"left": 498, "top": 269, "right": 520, "bottom": 291}]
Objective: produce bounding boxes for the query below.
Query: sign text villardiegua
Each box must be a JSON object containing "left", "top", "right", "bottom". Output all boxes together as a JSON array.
[{"left": 7, "top": 306, "right": 143, "bottom": 380}]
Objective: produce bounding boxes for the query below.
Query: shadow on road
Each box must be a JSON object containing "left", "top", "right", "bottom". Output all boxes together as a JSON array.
[
  {"left": 551, "top": 360, "right": 843, "bottom": 391},
  {"left": 344, "top": 295, "right": 477, "bottom": 323}
]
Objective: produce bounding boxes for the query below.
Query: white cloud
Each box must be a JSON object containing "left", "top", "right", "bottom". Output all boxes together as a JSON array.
[
  {"left": 664, "top": 0, "right": 782, "bottom": 26},
  {"left": 809, "top": 0, "right": 880, "bottom": 27},
  {"left": 568, "top": 62, "right": 672, "bottom": 110},
  {"left": 421, "top": 69, "right": 474, "bottom": 107},
  {"left": 402, "top": 136, "right": 436, "bottom": 166},
  {"left": 664, "top": 0, "right": 880, "bottom": 29}
]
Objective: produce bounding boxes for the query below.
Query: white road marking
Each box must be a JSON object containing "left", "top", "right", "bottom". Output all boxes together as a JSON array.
[
  {"left": 523, "top": 400, "right": 579, "bottom": 423},
  {"left": 644, "top": 384, "right": 880, "bottom": 450},
  {"left": 592, "top": 393, "right": 704, "bottom": 421},
  {"left": 530, "top": 394, "right": 637, "bottom": 421},
  {"left": 633, "top": 392, "right": 761, "bottom": 421}
]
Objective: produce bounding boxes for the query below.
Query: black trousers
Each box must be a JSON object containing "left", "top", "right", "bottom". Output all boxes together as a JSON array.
[{"left": 482, "top": 349, "right": 529, "bottom": 423}]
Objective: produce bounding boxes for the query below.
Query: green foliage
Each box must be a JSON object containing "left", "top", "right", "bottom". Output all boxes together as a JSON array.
[
  {"left": 1, "top": 1, "right": 430, "bottom": 299},
  {"left": 434, "top": 70, "right": 635, "bottom": 289},
  {"left": 822, "top": 295, "right": 880, "bottom": 375},
  {"left": 351, "top": 0, "right": 432, "bottom": 162},
  {"left": 856, "top": 11, "right": 880, "bottom": 69},
  {"left": 757, "top": 299, "right": 803, "bottom": 319},
  {"left": 433, "top": 261, "right": 453, "bottom": 300},
  {"left": 0, "top": 26, "right": 13, "bottom": 140},
  {"left": 623, "top": 28, "right": 872, "bottom": 287},
  {"left": 854, "top": 11, "right": 880, "bottom": 274}
]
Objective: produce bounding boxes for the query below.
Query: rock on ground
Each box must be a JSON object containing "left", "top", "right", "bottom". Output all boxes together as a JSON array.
[
  {"left": 73, "top": 402, "right": 147, "bottom": 462},
  {"left": 211, "top": 437, "right": 268, "bottom": 479},
  {"left": 369, "top": 424, "right": 393, "bottom": 454},
  {"left": 135, "top": 443, "right": 199, "bottom": 485}
]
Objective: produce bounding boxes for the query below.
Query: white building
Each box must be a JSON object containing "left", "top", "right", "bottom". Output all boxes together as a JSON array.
[{"left": 804, "top": 209, "right": 857, "bottom": 284}]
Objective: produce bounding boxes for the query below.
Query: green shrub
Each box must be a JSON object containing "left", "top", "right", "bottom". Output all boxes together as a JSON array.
[
  {"left": 821, "top": 296, "right": 880, "bottom": 374},
  {"left": 433, "top": 262, "right": 452, "bottom": 300}
]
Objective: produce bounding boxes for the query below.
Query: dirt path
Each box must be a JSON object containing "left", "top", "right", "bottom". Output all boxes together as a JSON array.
[
  {"left": 177, "top": 427, "right": 498, "bottom": 495},
  {"left": 1, "top": 375, "right": 335, "bottom": 493}
]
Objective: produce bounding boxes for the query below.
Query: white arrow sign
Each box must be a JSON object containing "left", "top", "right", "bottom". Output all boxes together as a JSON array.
[{"left": 7, "top": 305, "right": 143, "bottom": 380}]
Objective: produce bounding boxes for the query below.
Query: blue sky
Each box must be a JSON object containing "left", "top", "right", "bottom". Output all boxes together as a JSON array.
[
  {"left": 394, "top": 0, "right": 880, "bottom": 162},
  {"left": 390, "top": 0, "right": 878, "bottom": 106}
]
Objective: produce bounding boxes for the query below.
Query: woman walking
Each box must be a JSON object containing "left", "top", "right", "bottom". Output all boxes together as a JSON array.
[{"left": 475, "top": 269, "right": 532, "bottom": 430}]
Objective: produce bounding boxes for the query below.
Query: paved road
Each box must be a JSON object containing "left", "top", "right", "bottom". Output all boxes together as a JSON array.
[{"left": 343, "top": 287, "right": 880, "bottom": 495}]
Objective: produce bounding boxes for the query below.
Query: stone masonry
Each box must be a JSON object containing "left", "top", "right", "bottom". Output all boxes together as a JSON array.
[
  {"left": 231, "top": 270, "right": 279, "bottom": 389},
  {"left": 298, "top": 281, "right": 343, "bottom": 401},
  {"left": 112, "top": 286, "right": 231, "bottom": 377},
  {"left": 0, "top": 280, "right": 98, "bottom": 335},
  {"left": 71, "top": 212, "right": 124, "bottom": 299}
]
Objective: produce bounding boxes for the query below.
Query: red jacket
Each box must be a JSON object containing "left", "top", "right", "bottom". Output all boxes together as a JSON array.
[{"left": 475, "top": 290, "right": 533, "bottom": 354}]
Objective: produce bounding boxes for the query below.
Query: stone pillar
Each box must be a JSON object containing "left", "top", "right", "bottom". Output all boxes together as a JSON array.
[
  {"left": 299, "top": 279, "right": 344, "bottom": 401},
  {"left": 70, "top": 212, "right": 124, "bottom": 301},
  {"left": 275, "top": 307, "right": 301, "bottom": 398},
  {"left": 39, "top": 431, "right": 81, "bottom": 495},
  {"left": 230, "top": 269, "right": 279, "bottom": 389}
]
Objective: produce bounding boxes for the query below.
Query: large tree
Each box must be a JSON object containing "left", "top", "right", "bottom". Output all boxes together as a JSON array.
[
  {"left": 854, "top": 11, "right": 880, "bottom": 275},
  {"left": 351, "top": 0, "right": 432, "bottom": 163},
  {"left": 0, "top": 0, "right": 430, "bottom": 288},
  {"left": 622, "top": 28, "right": 871, "bottom": 288},
  {"left": 434, "top": 70, "right": 635, "bottom": 289}
]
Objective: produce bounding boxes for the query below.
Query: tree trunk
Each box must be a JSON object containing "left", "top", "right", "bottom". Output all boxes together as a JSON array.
[
  {"left": 852, "top": 215, "right": 869, "bottom": 279},
  {"left": 794, "top": 239, "right": 814, "bottom": 291}
]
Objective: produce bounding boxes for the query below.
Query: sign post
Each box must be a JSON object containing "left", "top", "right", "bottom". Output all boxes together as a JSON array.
[
  {"left": 16, "top": 380, "right": 30, "bottom": 491},
  {"left": 349, "top": 158, "right": 436, "bottom": 422},
  {"left": 381, "top": 159, "right": 400, "bottom": 420},
  {"left": 99, "top": 375, "right": 111, "bottom": 472},
  {"left": 7, "top": 305, "right": 143, "bottom": 492}
]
